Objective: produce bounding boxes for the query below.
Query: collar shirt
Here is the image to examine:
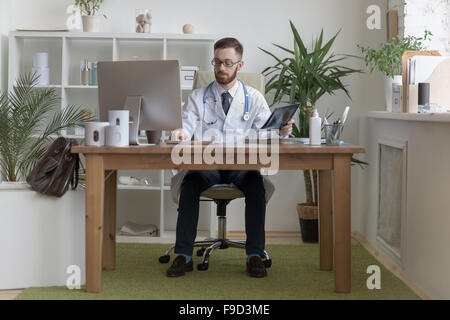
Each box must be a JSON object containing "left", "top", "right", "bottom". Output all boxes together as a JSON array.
[{"left": 215, "top": 80, "right": 240, "bottom": 104}]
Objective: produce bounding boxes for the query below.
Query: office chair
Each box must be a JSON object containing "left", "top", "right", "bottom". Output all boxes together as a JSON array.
[{"left": 158, "top": 71, "right": 272, "bottom": 271}]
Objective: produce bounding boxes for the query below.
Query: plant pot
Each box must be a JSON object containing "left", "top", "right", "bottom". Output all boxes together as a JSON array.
[
  {"left": 145, "top": 130, "right": 162, "bottom": 144},
  {"left": 384, "top": 75, "right": 402, "bottom": 112},
  {"left": 0, "top": 188, "right": 85, "bottom": 289},
  {"left": 0, "top": 181, "right": 30, "bottom": 190},
  {"left": 82, "top": 15, "right": 102, "bottom": 32},
  {"left": 296, "top": 203, "right": 318, "bottom": 243}
]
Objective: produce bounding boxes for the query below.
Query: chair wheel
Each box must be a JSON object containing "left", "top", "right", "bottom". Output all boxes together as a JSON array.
[
  {"left": 197, "top": 263, "right": 209, "bottom": 271},
  {"left": 196, "top": 248, "right": 206, "bottom": 257},
  {"left": 158, "top": 255, "right": 170, "bottom": 264},
  {"left": 264, "top": 259, "right": 272, "bottom": 268}
]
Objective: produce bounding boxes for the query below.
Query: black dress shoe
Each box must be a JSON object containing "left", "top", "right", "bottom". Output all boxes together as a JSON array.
[
  {"left": 246, "top": 256, "right": 267, "bottom": 278},
  {"left": 166, "top": 255, "right": 194, "bottom": 277}
]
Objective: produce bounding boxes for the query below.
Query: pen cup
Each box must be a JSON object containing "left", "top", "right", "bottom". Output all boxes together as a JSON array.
[{"left": 324, "top": 123, "right": 343, "bottom": 145}]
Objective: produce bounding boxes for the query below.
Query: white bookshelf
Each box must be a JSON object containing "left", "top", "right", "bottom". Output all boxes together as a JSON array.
[{"left": 8, "top": 31, "right": 217, "bottom": 241}]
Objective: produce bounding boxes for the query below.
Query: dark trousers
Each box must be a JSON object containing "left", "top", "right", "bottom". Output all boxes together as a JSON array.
[{"left": 174, "top": 170, "right": 266, "bottom": 256}]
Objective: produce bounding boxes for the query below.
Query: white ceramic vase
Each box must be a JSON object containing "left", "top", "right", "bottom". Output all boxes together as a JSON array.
[
  {"left": 82, "top": 15, "right": 102, "bottom": 32},
  {"left": 384, "top": 75, "right": 402, "bottom": 112}
]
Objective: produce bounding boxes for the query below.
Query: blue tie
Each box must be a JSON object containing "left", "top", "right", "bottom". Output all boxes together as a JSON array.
[{"left": 221, "top": 91, "right": 231, "bottom": 115}]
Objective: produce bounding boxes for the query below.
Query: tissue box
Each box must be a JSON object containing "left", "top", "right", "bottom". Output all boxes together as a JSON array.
[{"left": 180, "top": 66, "right": 199, "bottom": 89}]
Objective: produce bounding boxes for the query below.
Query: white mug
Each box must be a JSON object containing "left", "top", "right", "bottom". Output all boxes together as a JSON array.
[
  {"left": 84, "top": 122, "right": 109, "bottom": 146},
  {"left": 105, "top": 125, "right": 129, "bottom": 146}
]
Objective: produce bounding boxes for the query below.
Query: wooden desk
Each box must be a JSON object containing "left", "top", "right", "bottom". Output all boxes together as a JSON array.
[{"left": 71, "top": 143, "right": 366, "bottom": 294}]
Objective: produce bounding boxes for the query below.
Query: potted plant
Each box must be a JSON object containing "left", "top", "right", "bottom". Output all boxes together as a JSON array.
[
  {"left": 357, "top": 30, "right": 432, "bottom": 111},
  {"left": 0, "top": 73, "right": 94, "bottom": 185},
  {"left": 260, "top": 21, "right": 365, "bottom": 242},
  {"left": 75, "top": 0, "right": 107, "bottom": 32}
]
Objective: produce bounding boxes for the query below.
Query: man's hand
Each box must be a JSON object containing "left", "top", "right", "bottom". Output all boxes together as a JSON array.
[
  {"left": 279, "top": 119, "right": 295, "bottom": 137},
  {"left": 170, "top": 128, "right": 191, "bottom": 141}
]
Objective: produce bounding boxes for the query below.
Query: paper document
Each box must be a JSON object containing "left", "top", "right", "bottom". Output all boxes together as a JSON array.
[{"left": 409, "top": 56, "right": 450, "bottom": 85}]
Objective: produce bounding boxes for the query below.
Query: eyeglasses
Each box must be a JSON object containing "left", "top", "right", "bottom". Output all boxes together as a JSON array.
[{"left": 211, "top": 58, "right": 241, "bottom": 68}]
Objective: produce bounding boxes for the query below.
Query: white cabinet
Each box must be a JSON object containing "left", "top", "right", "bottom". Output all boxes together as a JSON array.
[{"left": 8, "top": 31, "right": 217, "bottom": 241}]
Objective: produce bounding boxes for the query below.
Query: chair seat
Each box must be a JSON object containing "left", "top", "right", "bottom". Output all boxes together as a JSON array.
[{"left": 201, "top": 184, "right": 244, "bottom": 200}]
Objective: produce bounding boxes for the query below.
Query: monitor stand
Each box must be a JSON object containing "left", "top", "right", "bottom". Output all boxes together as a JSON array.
[{"left": 124, "top": 96, "right": 143, "bottom": 145}]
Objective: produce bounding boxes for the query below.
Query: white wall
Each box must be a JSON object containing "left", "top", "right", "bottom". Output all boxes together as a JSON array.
[
  {"left": 363, "top": 116, "right": 450, "bottom": 299},
  {"left": 389, "top": 0, "right": 450, "bottom": 55},
  {"left": 361, "top": 0, "right": 450, "bottom": 299},
  {"left": 4, "top": 0, "right": 387, "bottom": 232}
]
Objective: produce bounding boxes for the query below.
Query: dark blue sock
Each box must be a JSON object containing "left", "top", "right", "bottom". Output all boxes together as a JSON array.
[{"left": 179, "top": 254, "right": 191, "bottom": 263}]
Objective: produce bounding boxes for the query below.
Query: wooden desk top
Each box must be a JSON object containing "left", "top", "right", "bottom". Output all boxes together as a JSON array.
[{"left": 72, "top": 142, "right": 366, "bottom": 155}]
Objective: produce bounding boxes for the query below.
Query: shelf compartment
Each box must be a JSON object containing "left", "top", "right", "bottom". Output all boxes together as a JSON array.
[
  {"left": 63, "top": 88, "right": 99, "bottom": 136},
  {"left": 115, "top": 39, "right": 164, "bottom": 61},
  {"left": 65, "top": 38, "right": 113, "bottom": 86},
  {"left": 166, "top": 39, "right": 213, "bottom": 71},
  {"left": 10, "top": 37, "right": 63, "bottom": 86},
  {"left": 116, "top": 189, "right": 162, "bottom": 236}
]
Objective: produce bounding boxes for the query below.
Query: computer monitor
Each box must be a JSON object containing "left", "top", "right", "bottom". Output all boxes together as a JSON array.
[{"left": 97, "top": 60, "right": 182, "bottom": 144}]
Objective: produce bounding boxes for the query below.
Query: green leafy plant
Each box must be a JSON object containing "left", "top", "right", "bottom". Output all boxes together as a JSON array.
[
  {"left": 260, "top": 20, "right": 364, "bottom": 206},
  {"left": 75, "top": 0, "right": 107, "bottom": 18},
  {"left": 260, "top": 20, "right": 360, "bottom": 139},
  {"left": 357, "top": 30, "right": 432, "bottom": 79},
  {"left": 0, "top": 73, "right": 94, "bottom": 182}
]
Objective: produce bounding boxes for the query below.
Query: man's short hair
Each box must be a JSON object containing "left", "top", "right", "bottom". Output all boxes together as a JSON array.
[{"left": 214, "top": 37, "right": 243, "bottom": 59}]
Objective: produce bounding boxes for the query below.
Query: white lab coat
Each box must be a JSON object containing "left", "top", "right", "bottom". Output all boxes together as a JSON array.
[{"left": 171, "top": 80, "right": 276, "bottom": 203}]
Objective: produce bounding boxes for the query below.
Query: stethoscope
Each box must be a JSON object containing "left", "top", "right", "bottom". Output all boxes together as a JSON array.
[{"left": 202, "top": 78, "right": 250, "bottom": 124}]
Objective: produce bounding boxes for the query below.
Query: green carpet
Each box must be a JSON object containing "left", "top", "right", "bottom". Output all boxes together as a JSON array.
[{"left": 16, "top": 243, "right": 420, "bottom": 300}]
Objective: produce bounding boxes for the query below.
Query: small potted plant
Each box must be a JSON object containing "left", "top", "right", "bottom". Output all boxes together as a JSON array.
[
  {"left": 75, "top": 0, "right": 107, "bottom": 32},
  {"left": 0, "top": 73, "right": 94, "bottom": 185},
  {"left": 357, "top": 30, "right": 432, "bottom": 111}
]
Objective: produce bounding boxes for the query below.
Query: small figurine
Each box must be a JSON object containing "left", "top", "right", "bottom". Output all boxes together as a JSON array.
[{"left": 136, "top": 11, "right": 152, "bottom": 33}]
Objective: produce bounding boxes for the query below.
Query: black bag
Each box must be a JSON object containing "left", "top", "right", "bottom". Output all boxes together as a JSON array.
[{"left": 26, "top": 137, "right": 80, "bottom": 197}]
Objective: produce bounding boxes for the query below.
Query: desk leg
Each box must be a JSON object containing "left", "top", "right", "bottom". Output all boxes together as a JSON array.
[
  {"left": 319, "top": 170, "right": 333, "bottom": 271},
  {"left": 333, "top": 154, "right": 351, "bottom": 293},
  {"left": 103, "top": 170, "right": 117, "bottom": 270},
  {"left": 85, "top": 154, "right": 104, "bottom": 293}
]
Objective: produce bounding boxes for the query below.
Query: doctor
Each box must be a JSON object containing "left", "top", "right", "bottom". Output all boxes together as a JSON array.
[{"left": 168, "top": 38, "right": 294, "bottom": 278}]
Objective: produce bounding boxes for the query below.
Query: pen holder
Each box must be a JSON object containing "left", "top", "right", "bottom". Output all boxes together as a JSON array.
[{"left": 324, "top": 123, "right": 343, "bottom": 145}]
